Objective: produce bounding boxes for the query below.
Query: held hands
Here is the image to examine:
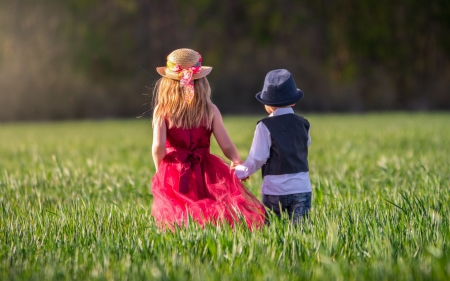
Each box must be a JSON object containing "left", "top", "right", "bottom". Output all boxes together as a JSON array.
[
  {"left": 230, "top": 160, "right": 250, "bottom": 182},
  {"left": 230, "top": 160, "right": 243, "bottom": 170}
]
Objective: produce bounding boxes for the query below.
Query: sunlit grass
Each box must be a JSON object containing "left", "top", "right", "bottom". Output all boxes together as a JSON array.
[{"left": 1, "top": 113, "right": 450, "bottom": 280}]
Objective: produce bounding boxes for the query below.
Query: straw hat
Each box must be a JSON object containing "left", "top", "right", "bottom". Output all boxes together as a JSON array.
[{"left": 156, "top": 48, "right": 212, "bottom": 80}]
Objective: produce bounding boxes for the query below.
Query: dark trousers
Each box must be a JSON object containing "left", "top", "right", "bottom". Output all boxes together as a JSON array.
[{"left": 262, "top": 192, "right": 312, "bottom": 224}]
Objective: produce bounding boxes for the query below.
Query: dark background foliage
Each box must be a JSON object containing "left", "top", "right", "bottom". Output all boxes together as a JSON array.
[{"left": 0, "top": 0, "right": 449, "bottom": 121}]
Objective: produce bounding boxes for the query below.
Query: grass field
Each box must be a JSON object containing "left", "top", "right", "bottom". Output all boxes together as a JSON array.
[{"left": 1, "top": 113, "right": 450, "bottom": 280}]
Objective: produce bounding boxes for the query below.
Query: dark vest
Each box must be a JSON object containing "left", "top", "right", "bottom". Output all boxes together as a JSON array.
[{"left": 259, "top": 114, "right": 310, "bottom": 177}]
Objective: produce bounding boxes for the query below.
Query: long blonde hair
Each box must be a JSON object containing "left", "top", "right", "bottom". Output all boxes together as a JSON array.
[{"left": 152, "top": 77, "right": 214, "bottom": 129}]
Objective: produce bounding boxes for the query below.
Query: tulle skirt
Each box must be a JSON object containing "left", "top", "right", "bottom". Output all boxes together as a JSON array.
[{"left": 151, "top": 153, "right": 265, "bottom": 230}]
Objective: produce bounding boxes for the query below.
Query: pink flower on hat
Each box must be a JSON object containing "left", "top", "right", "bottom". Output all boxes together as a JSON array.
[{"left": 166, "top": 52, "right": 202, "bottom": 104}]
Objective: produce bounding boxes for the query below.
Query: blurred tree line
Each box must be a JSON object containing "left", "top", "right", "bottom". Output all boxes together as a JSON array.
[{"left": 0, "top": 0, "right": 449, "bottom": 121}]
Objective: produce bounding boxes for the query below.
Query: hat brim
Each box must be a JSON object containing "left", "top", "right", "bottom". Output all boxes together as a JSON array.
[
  {"left": 156, "top": 66, "right": 212, "bottom": 80},
  {"left": 255, "top": 89, "right": 304, "bottom": 107}
]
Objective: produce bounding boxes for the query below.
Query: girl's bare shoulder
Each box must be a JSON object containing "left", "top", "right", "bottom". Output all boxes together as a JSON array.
[{"left": 211, "top": 103, "right": 221, "bottom": 116}]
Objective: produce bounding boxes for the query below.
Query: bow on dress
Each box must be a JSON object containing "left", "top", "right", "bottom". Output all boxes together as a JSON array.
[{"left": 166, "top": 147, "right": 209, "bottom": 195}]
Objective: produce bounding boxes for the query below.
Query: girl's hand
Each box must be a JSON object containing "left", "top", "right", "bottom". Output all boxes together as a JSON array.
[
  {"left": 230, "top": 160, "right": 243, "bottom": 170},
  {"left": 230, "top": 161, "right": 249, "bottom": 182}
]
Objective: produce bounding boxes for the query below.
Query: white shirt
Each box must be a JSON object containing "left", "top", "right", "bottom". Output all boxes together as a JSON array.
[{"left": 234, "top": 108, "right": 312, "bottom": 195}]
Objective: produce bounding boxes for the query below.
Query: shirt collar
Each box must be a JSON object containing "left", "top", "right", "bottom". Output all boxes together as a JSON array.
[{"left": 269, "top": 107, "right": 294, "bottom": 117}]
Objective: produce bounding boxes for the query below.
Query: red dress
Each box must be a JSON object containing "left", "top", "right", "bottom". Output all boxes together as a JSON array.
[{"left": 151, "top": 124, "right": 265, "bottom": 229}]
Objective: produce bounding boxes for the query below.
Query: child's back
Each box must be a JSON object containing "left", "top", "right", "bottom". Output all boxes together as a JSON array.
[
  {"left": 151, "top": 49, "right": 265, "bottom": 229},
  {"left": 235, "top": 69, "right": 312, "bottom": 224}
]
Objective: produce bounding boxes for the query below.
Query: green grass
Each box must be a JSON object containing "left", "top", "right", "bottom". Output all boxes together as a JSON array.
[{"left": 1, "top": 113, "right": 450, "bottom": 280}]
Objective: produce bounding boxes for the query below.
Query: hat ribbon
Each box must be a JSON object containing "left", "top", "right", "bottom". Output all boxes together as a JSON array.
[{"left": 166, "top": 53, "right": 202, "bottom": 104}]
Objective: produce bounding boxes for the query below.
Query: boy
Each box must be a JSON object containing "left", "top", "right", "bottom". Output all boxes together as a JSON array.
[{"left": 234, "top": 69, "right": 312, "bottom": 224}]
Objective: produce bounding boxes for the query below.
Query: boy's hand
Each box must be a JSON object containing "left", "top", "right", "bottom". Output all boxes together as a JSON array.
[
  {"left": 240, "top": 176, "right": 250, "bottom": 182},
  {"left": 230, "top": 160, "right": 249, "bottom": 182}
]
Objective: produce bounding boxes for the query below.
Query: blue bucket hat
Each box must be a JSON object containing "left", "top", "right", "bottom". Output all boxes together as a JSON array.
[{"left": 255, "top": 69, "right": 304, "bottom": 107}]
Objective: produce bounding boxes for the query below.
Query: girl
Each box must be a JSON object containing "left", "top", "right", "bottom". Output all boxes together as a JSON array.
[{"left": 151, "top": 48, "right": 265, "bottom": 229}]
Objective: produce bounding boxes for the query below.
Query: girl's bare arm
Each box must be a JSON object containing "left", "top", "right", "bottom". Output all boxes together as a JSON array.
[
  {"left": 211, "top": 105, "right": 242, "bottom": 165},
  {"left": 152, "top": 119, "right": 167, "bottom": 171}
]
